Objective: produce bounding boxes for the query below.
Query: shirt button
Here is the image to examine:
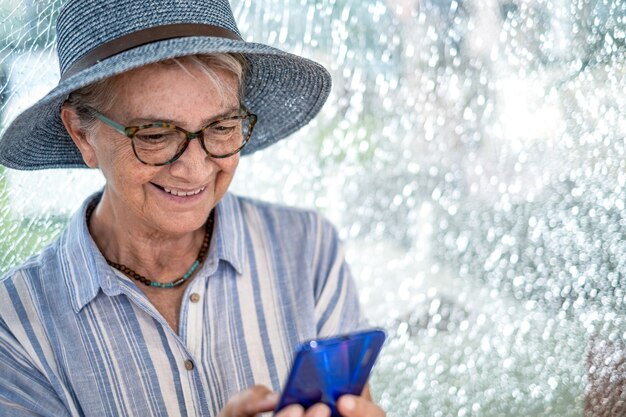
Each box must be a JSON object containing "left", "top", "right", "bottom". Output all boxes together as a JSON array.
[
  {"left": 189, "top": 293, "right": 201, "bottom": 303},
  {"left": 184, "top": 360, "right": 194, "bottom": 371}
]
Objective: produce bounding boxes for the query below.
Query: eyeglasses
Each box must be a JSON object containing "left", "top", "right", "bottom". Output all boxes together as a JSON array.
[{"left": 84, "top": 106, "right": 257, "bottom": 166}]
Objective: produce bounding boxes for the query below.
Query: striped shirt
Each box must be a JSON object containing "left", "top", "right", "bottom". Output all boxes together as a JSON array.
[{"left": 0, "top": 192, "right": 364, "bottom": 417}]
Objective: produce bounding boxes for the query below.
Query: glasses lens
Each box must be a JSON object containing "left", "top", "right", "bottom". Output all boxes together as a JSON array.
[
  {"left": 203, "top": 115, "right": 254, "bottom": 157},
  {"left": 132, "top": 126, "right": 186, "bottom": 165}
]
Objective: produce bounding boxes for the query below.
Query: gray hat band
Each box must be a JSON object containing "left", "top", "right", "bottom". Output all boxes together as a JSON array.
[
  {"left": 61, "top": 23, "right": 242, "bottom": 81},
  {"left": 56, "top": 0, "right": 242, "bottom": 73}
]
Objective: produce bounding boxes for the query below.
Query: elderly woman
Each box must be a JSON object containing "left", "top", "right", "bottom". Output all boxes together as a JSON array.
[{"left": 0, "top": 0, "right": 384, "bottom": 417}]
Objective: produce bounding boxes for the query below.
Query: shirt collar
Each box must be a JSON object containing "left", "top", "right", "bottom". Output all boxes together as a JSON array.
[
  {"left": 211, "top": 192, "right": 245, "bottom": 275},
  {"left": 61, "top": 191, "right": 245, "bottom": 312},
  {"left": 61, "top": 191, "right": 120, "bottom": 313}
]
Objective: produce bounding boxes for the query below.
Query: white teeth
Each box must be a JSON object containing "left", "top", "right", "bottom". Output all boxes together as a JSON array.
[{"left": 162, "top": 186, "right": 205, "bottom": 197}]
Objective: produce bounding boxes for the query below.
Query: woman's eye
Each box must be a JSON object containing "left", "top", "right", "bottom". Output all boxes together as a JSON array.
[
  {"left": 211, "top": 124, "right": 236, "bottom": 133},
  {"left": 138, "top": 134, "right": 165, "bottom": 141},
  {"left": 136, "top": 129, "right": 178, "bottom": 142}
]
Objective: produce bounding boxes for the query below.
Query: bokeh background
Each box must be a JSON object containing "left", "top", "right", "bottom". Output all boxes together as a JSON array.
[{"left": 1, "top": 0, "right": 625, "bottom": 416}]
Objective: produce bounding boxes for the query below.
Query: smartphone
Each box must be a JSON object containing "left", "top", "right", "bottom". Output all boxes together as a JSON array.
[{"left": 274, "top": 328, "right": 386, "bottom": 416}]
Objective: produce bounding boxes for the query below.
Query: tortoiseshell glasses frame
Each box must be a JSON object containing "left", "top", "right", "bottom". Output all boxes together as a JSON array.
[{"left": 84, "top": 105, "right": 257, "bottom": 166}]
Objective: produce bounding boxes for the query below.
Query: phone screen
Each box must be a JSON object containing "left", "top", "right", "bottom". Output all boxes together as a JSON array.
[{"left": 275, "top": 328, "right": 386, "bottom": 416}]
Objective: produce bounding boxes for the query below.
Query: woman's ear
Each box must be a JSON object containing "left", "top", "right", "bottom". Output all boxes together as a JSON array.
[{"left": 60, "top": 106, "right": 99, "bottom": 168}]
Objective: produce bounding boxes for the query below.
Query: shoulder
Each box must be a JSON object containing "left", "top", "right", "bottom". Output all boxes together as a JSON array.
[
  {"left": 0, "top": 192, "right": 100, "bottom": 292},
  {"left": 0, "top": 234, "right": 66, "bottom": 301},
  {"left": 0, "top": 194, "right": 98, "bottom": 316},
  {"left": 0, "top": 238, "right": 67, "bottom": 346},
  {"left": 230, "top": 193, "right": 339, "bottom": 241},
  {"left": 0, "top": 240, "right": 59, "bottom": 289}
]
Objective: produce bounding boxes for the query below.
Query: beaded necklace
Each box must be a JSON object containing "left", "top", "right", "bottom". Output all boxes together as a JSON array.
[{"left": 86, "top": 203, "right": 214, "bottom": 289}]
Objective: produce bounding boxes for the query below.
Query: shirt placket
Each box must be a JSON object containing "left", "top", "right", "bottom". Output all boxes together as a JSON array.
[{"left": 107, "top": 275, "right": 203, "bottom": 415}]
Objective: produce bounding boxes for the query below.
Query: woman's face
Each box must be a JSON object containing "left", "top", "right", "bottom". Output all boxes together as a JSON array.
[{"left": 78, "top": 63, "right": 241, "bottom": 236}]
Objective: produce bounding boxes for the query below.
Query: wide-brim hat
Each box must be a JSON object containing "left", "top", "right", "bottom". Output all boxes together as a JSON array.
[{"left": 0, "top": 0, "right": 331, "bottom": 170}]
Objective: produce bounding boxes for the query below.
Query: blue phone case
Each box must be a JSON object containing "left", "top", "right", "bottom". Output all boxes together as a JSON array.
[{"left": 274, "top": 328, "right": 386, "bottom": 416}]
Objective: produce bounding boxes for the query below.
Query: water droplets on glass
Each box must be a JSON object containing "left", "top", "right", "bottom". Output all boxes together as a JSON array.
[{"left": 1, "top": 0, "right": 626, "bottom": 415}]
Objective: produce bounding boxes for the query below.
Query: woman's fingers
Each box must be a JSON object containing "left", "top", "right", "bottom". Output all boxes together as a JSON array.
[
  {"left": 305, "top": 403, "right": 332, "bottom": 417},
  {"left": 217, "top": 385, "right": 279, "bottom": 417},
  {"left": 220, "top": 389, "right": 381, "bottom": 417},
  {"left": 276, "top": 403, "right": 331, "bottom": 417},
  {"left": 337, "top": 394, "right": 386, "bottom": 417},
  {"left": 275, "top": 404, "right": 305, "bottom": 417}
]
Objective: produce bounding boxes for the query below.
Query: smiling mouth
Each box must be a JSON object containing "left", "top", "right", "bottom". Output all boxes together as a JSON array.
[{"left": 153, "top": 183, "right": 206, "bottom": 197}]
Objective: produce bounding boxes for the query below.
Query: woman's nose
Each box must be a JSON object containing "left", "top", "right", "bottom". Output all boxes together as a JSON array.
[{"left": 168, "top": 135, "right": 213, "bottom": 176}]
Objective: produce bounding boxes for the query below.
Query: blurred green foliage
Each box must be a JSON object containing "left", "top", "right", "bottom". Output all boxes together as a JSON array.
[{"left": 0, "top": 167, "right": 66, "bottom": 275}]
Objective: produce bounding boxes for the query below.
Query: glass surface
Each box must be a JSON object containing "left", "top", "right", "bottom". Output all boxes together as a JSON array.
[{"left": 1, "top": 0, "right": 625, "bottom": 416}]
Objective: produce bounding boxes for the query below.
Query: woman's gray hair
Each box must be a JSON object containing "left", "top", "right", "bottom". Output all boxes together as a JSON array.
[{"left": 66, "top": 53, "right": 247, "bottom": 131}]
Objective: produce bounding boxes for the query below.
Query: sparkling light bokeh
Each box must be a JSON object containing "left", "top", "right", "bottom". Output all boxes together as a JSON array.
[{"left": 1, "top": 0, "right": 625, "bottom": 416}]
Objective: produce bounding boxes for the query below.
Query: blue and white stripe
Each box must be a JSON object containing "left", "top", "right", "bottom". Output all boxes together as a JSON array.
[{"left": 0, "top": 192, "right": 365, "bottom": 416}]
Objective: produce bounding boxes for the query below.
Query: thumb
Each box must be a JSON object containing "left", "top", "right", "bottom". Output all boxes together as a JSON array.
[
  {"left": 218, "top": 385, "right": 280, "bottom": 417},
  {"left": 337, "top": 395, "right": 385, "bottom": 417}
]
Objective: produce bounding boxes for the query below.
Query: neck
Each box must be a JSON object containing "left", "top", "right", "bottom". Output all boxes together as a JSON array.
[{"left": 87, "top": 196, "right": 211, "bottom": 284}]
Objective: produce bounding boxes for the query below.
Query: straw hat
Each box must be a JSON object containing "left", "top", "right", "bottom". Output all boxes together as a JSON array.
[{"left": 0, "top": 0, "right": 331, "bottom": 170}]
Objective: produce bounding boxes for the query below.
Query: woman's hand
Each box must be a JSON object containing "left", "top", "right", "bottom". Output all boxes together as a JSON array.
[
  {"left": 274, "top": 403, "right": 331, "bottom": 417},
  {"left": 336, "top": 394, "right": 386, "bottom": 417},
  {"left": 218, "top": 385, "right": 330, "bottom": 417},
  {"left": 217, "top": 385, "right": 278, "bottom": 417},
  {"left": 218, "top": 385, "right": 385, "bottom": 417},
  {"left": 274, "top": 394, "right": 385, "bottom": 417},
  {"left": 277, "top": 394, "right": 385, "bottom": 417}
]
